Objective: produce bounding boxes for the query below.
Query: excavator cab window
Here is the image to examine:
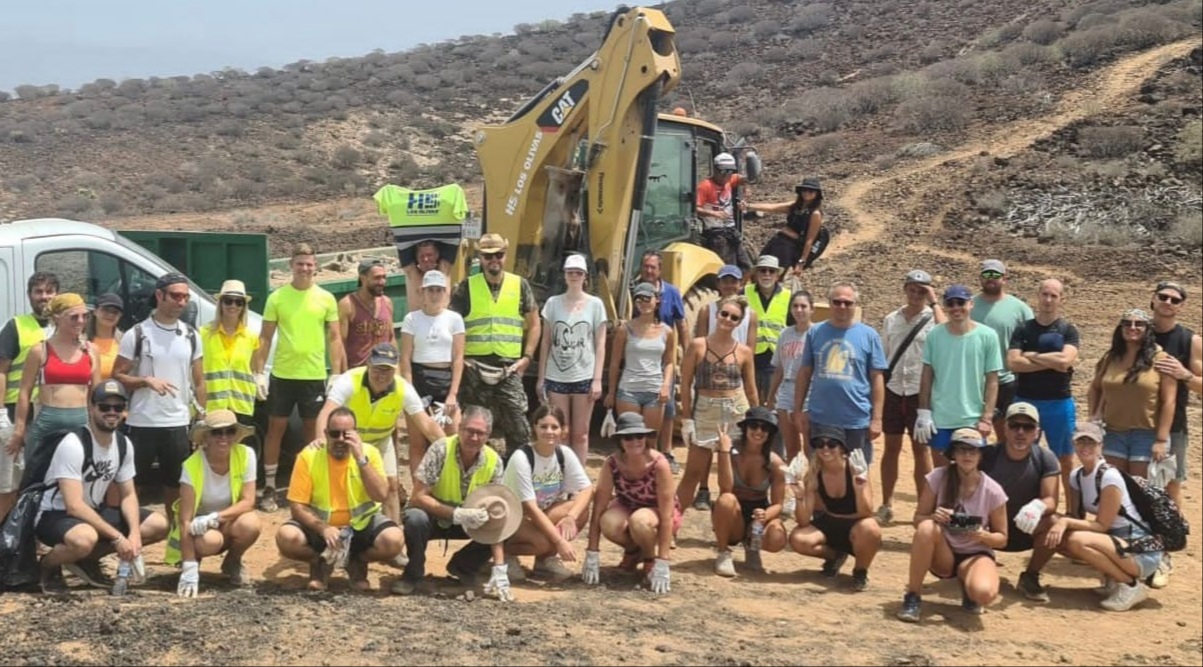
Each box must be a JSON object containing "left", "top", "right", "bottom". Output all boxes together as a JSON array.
[{"left": 641, "top": 126, "right": 694, "bottom": 250}]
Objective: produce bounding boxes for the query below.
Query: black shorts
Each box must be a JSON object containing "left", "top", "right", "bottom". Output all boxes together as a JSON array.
[
  {"left": 994, "top": 381, "right": 1017, "bottom": 421},
  {"left": 760, "top": 232, "right": 804, "bottom": 271},
  {"left": 934, "top": 550, "right": 996, "bottom": 579},
  {"left": 125, "top": 425, "right": 191, "bottom": 488},
  {"left": 268, "top": 377, "right": 326, "bottom": 419},
  {"left": 397, "top": 243, "right": 458, "bottom": 268},
  {"left": 36, "top": 506, "right": 154, "bottom": 547},
  {"left": 733, "top": 497, "right": 770, "bottom": 534},
  {"left": 1001, "top": 518, "right": 1034, "bottom": 553},
  {"left": 285, "top": 514, "right": 396, "bottom": 559},
  {"left": 883, "top": 390, "right": 919, "bottom": 436},
  {"left": 412, "top": 364, "right": 452, "bottom": 404},
  {"left": 811, "top": 513, "right": 859, "bottom": 555}
]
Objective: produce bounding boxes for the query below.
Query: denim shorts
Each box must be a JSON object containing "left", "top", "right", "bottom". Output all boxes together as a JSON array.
[
  {"left": 1103, "top": 429, "right": 1157, "bottom": 463},
  {"left": 616, "top": 388, "right": 661, "bottom": 409},
  {"left": 1115, "top": 524, "right": 1163, "bottom": 580},
  {"left": 1171, "top": 431, "right": 1188, "bottom": 482}
]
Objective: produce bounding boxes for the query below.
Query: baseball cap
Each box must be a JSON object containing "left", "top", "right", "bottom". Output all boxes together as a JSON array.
[
  {"left": 949, "top": 428, "right": 987, "bottom": 448},
  {"left": 944, "top": 284, "right": 972, "bottom": 302},
  {"left": 1072, "top": 422, "right": 1104, "bottom": 444},
  {"left": 91, "top": 379, "right": 128, "bottom": 404},
  {"left": 980, "top": 259, "right": 1006, "bottom": 275},
  {"left": 633, "top": 282, "right": 657, "bottom": 299},
  {"left": 358, "top": 258, "right": 386, "bottom": 275},
  {"left": 904, "top": 269, "right": 932, "bottom": 285},
  {"left": 564, "top": 254, "right": 587, "bottom": 272},
  {"left": 155, "top": 272, "right": 188, "bottom": 291},
  {"left": 368, "top": 342, "right": 400, "bottom": 367},
  {"left": 95, "top": 293, "right": 124, "bottom": 312},
  {"left": 718, "top": 264, "right": 742, "bottom": 280},
  {"left": 422, "top": 270, "right": 448, "bottom": 289},
  {"left": 1155, "top": 281, "right": 1187, "bottom": 300},
  {"left": 1005, "top": 402, "right": 1041, "bottom": 425}
]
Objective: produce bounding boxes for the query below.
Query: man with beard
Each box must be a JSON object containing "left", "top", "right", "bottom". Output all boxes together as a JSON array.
[
  {"left": 338, "top": 259, "right": 395, "bottom": 369},
  {"left": 277, "top": 406, "right": 403, "bottom": 591},
  {"left": 34, "top": 380, "right": 168, "bottom": 594},
  {"left": 971, "top": 260, "right": 1032, "bottom": 443},
  {"left": 0, "top": 271, "right": 59, "bottom": 520}
]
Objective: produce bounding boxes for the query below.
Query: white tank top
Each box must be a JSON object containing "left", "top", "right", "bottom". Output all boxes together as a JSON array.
[{"left": 708, "top": 301, "right": 751, "bottom": 346}]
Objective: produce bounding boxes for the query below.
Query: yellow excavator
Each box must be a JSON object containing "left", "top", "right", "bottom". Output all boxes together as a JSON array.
[{"left": 471, "top": 4, "right": 760, "bottom": 328}]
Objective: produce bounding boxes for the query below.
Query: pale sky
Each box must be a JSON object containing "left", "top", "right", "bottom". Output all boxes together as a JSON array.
[{"left": 1, "top": 0, "right": 616, "bottom": 91}]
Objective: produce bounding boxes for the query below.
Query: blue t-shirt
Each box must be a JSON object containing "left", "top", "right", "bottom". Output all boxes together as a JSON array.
[
  {"left": 800, "top": 321, "right": 888, "bottom": 428},
  {"left": 656, "top": 282, "right": 685, "bottom": 327}
]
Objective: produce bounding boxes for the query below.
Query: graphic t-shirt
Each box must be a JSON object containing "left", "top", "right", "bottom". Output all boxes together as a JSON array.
[
  {"left": 926, "top": 466, "right": 1008, "bottom": 556},
  {"left": 263, "top": 284, "right": 339, "bottom": 380},
  {"left": 770, "top": 326, "right": 809, "bottom": 410},
  {"left": 800, "top": 322, "right": 887, "bottom": 428},
  {"left": 375, "top": 184, "right": 469, "bottom": 250},
  {"left": 541, "top": 294, "right": 606, "bottom": 383},
  {"left": 38, "top": 429, "right": 135, "bottom": 516},
  {"left": 503, "top": 445, "right": 592, "bottom": 510}
]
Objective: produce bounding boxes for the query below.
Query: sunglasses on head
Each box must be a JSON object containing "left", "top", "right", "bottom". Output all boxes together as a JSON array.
[
  {"left": 221, "top": 297, "right": 246, "bottom": 307},
  {"left": 717, "top": 310, "right": 742, "bottom": 321},
  {"left": 1156, "top": 293, "right": 1184, "bottom": 305},
  {"left": 831, "top": 299, "right": 855, "bottom": 308},
  {"left": 210, "top": 426, "right": 239, "bottom": 438},
  {"left": 1007, "top": 421, "right": 1038, "bottom": 433},
  {"left": 1121, "top": 319, "right": 1148, "bottom": 329},
  {"left": 812, "top": 438, "right": 842, "bottom": 449},
  {"left": 96, "top": 402, "right": 126, "bottom": 413},
  {"left": 944, "top": 298, "right": 968, "bottom": 307}
]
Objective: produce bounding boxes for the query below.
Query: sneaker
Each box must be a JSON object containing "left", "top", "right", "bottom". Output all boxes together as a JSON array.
[
  {"left": 715, "top": 550, "right": 736, "bottom": 577},
  {"left": 821, "top": 552, "right": 848, "bottom": 578},
  {"left": 665, "top": 453, "right": 681, "bottom": 475},
  {"left": 1148, "top": 558, "right": 1171, "bottom": 589},
  {"left": 874, "top": 504, "right": 894, "bottom": 524},
  {"left": 390, "top": 553, "right": 409, "bottom": 569},
  {"left": 533, "top": 555, "right": 574, "bottom": 582},
  {"left": 1101, "top": 581, "right": 1150, "bottom": 612},
  {"left": 744, "top": 547, "right": 763, "bottom": 572},
  {"left": 505, "top": 555, "right": 526, "bottom": 582},
  {"left": 1017, "top": 571, "right": 1049, "bottom": 603},
  {"left": 1094, "top": 576, "right": 1118, "bottom": 598},
  {"left": 40, "top": 562, "right": 69, "bottom": 595},
  {"left": 694, "top": 488, "right": 712, "bottom": 511},
  {"left": 64, "top": 559, "right": 112, "bottom": 589},
  {"left": 390, "top": 578, "right": 419, "bottom": 595},
  {"left": 851, "top": 568, "right": 869, "bottom": 592},
  {"left": 258, "top": 489, "right": 279, "bottom": 513},
  {"left": 897, "top": 592, "right": 922, "bottom": 623},
  {"left": 221, "top": 554, "right": 247, "bottom": 587}
]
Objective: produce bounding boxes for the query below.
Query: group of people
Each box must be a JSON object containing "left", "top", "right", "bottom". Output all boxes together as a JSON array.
[{"left": 0, "top": 239, "right": 1197, "bottom": 619}]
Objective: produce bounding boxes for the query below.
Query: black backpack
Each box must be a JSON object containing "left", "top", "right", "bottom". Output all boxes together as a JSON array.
[
  {"left": 20, "top": 427, "right": 129, "bottom": 495},
  {"left": 519, "top": 444, "right": 566, "bottom": 472},
  {"left": 1076, "top": 464, "right": 1189, "bottom": 553}
]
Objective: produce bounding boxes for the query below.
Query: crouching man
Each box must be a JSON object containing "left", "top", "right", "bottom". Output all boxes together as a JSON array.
[
  {"left": 276, "top": 407, "right": 403, "bottom": 591},
  {"left": 34, "top": 380, "right": 168, "bottom": 594}
]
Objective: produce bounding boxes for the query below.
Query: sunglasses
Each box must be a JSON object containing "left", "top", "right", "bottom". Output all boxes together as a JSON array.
[
  {"left": 831, "top": 299, "right": 855, "bottom": 308},
  {"left": 210, "top": 426, "right": 239, "bottom": 438},
  {"left": 746, "top": 422, "right": 773, "bottom": 432},
  {"left": 96, "top": 403, "right": 126, "bottom": 413},
  {"left": 980, "top": 271, "right": 1004, "bottom": 280},
  {"left": 326, "top": 429, "right": 353, "bottom": 439},
  {"left": 812, "top": 438, "right": 842, "bottom": 449},
  {"left": 620, "top": 434, "right": 645, "bottom": 441},
  {"left": 482, "top": 252, "right": 506, "bottom": 260},
  {"left": 717, "top": 310, "right": 742, "bottom": 321},
  {"left": 635, "top": 295, "right": 654, "bottom": 303},
  {"left": 1156, "top": 293, "right": 1184, "bottom": 305},
  {"left": 221, "top": 297, "right": 246, "bottom": 307},
  {"left": 944, "top": 298, "right": 968, "bottom": 307},
  {"left": 1121, "top": 320, "right": 1148, "bottom": 329},
  {"left": 64, "top": 312, "right": 90, "bottom": 322},
  {"left": 1007, "top": 421, "right": 1038, "bottom": 433},
  {"left": 165, "top": 291, "right": 190, "bottom": 303},
  {"left": 757, "top": 268, "right": 779, "bottom": 275}
]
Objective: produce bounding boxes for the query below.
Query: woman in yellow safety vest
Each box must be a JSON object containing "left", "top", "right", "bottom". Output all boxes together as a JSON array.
[
  {"left": 200, "top": 281, "right": 260, "bottom": 435},
  {"left": 169, "top": 409, "right": 261, "bottom": 598}
]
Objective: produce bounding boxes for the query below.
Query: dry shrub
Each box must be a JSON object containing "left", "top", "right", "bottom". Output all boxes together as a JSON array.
[
  {"left": 1079, "top": 126, "right": 1144, "bottom": 158},
  {"left": 1170, "top": 212, "right": 1203, "bottom": 248},
  {"left": 1177, "top": 120, "right": 1202, "bottom": 165},
  {"left": 1022, "top": 19, "right": 1065, "bottom": 45},
  {"left": 895, "top": 95, "right": 969, "bottom": 133}
]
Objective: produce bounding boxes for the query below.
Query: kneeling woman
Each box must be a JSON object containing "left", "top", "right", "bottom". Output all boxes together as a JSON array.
[
  {"left": 503, "top": 405, "right": 594, "bottom": 581},
  {"left": 583, "top": 413, "right": 680, "bottom": 594},
  {"left": 712, "top": 408, "right": 787, "bottom": 577},
  {"left": 898, "top": 428, "right": 1008, "bottom": 623},
  {"left": 169, "top": 410, "right": 262, "bottom": 597},
  {"left": 789, "top": 425, "right": 881, "bottom": 590}
]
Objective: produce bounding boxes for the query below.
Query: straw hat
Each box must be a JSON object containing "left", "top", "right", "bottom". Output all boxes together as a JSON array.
[
  {"left": 460, "top": 484, "right": 523, "bottom": 545},
  {"left": 191, "top": 409, "right": 255, "bottom": 447},
  {"left": 217, "top": 279, "right": 252, "bottom": 302}
]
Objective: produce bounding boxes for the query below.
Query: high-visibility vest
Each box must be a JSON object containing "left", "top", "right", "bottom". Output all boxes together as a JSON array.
[
  {"left": 164, "top": 444, "right": 251, "bottom": 566},
  {"left": 431, "top": 435, "right": 499, "bottom": 528},
  {"left": 342, "top": 367, "right": 411, "bottom": 445},
  {"left": 5, "top": 314, "right": 45, "bottom": 404},
  {"left": 745, "top": 284, "right": 791, "bottom": 355},
  {"left": 200, "top": 324, "right": 257, "bottom": 416},
  {"left": 463, "top": 273, "right": 523, "bottom": 358},
  {"left": 300, "top": 445, "right": 380, "bottom": 530}
]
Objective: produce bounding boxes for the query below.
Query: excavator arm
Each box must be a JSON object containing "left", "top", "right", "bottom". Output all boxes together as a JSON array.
[{"left": 473, "top": 5, "right": 681, "bottom": 319}]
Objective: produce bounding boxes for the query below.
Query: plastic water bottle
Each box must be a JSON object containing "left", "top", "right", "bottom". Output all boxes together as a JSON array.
[
  {"left": 111, "top": 560, "right": 131, "bottom": 596},
  {"left": 749, "top": 520, "right": 765, "bottom": 551}
]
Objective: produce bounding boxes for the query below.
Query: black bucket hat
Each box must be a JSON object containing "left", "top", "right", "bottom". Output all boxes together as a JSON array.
[
  {"left": 795, "top": 177, "right": 822, "bottom": 194},
  {"left": 737, "top": 406, "right": 779, "bottom": 435}
]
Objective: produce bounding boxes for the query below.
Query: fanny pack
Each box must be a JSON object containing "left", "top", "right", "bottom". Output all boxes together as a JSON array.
[
  {"left": 468, "top": 360, "right": 510, "bottom": 386},
  {"left": 413, "top": 364, "right": 453, "bottom": 398}
]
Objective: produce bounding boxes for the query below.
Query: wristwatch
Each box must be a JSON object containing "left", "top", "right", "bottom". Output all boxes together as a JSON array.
[{"left": 356, "top": 455, "right": 369, "bottom": 467}]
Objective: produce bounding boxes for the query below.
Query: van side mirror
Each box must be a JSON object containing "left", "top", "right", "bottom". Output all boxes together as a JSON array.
[{"left": 743, "top": 151, "right": 762, "bottom": 184}]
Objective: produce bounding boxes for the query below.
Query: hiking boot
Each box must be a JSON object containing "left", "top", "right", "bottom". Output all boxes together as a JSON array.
[
  {"left": 533, "top": 556, "right": 574, "bottom": 582},
  {"left": 258, "top": 489, "right": 279, "bottom": 513},
  {"left": 1148, "top": 558, "right": 1171, "bottom": 589},
  {"left": 505, "top": 554, "right": 526, "bottom": 582},
  {"left": 221, "top": 554, "right": 247, "bottom": 587},
  {"left": 1017, "top": 571, "right": 1049, "bottom": 603},
  {"left": 693, "top": 488, "right": 713, "bottom": 511},
  {"left": 821, "top": 552, "right": 848, "bottom": 578},
  {"left": 851, "top": 568, "right": 869, "bottom": 592},
  {"left": 874, "top": 504, "right": 894, "bottom": 524},
  {"left": 346, "top": 557, "right": 370, "bottom": 591},
  {"left": 1101, "top": 581, "right": 1149, "bottom": 612},
  {"left": 743, "top": 547, "right": 763, "bottom": 572},
  {"left": 64, "top": 559, "right": 112, "bottom": 589},
  {"left": 715, "top": 550, "right": 736, "bottom": 577},
  {"left": 896, "top": 592, "right": 921, "bottom": 623},
  {"left": 40, "top": 562, "right": 69, "bottom": 595},
  {"left": 308, "top": 558, "right": 333, "bottom": 591}
]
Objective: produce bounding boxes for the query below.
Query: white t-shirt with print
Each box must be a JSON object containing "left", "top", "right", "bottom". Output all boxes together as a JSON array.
[
  {"left": 541, "top": 294, "right": 606, "bottom": 383},
  {"left": 118, "top": 317, "right": 202, "bottom": 428},
  {"left": 180, "top": 445, "right": 258, "bottom": 515},
  {"left": 400, "top": 310, "right": 465, "bottom": 365},
  {"left": 1070, "top": 464, "right": 1144, "bottom": 532},
  {"left": 503, "top": 445, "right": 592, "bottom": 510},
  {"left": 38, "top": 429, "right": 135, "bottom": 516}
]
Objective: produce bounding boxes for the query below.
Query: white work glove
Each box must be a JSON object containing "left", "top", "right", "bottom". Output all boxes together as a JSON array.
[
  {"left": 913, "top": 409, "right": 935, "bottom": 444},
  {"left": 600, "top": 411, "right": 617, "bottom": 439},
  {"left": 681, "top": 419, "right": 696, "bottom": 448},
  {"left": 0, "top": 410, "right": 12, "bottom": 442},
  {"left": 130, "top": 554, "right": 147, "bottom": 585},
  {"left": 189, "top": 512, "right": 220, "bottom": 536},
  {"left": 177, "top": 561, "right": 200, "bottom": 598},
  {"left": 648, "top": 558, "right": 671, "bottom": 594},
  {"left": 1013, "top": 499, "right": 1047, "bottom": 535},
  {"left": 849, "top": 449, "right": 869, "bottom": 481},
  {"left": 431, "top": 403, "right": 453, "bottom": 428},
  {"left": 582, "top": 550, "right": 601, "bottom": 585},
  {"left": 484, "top": 564, "right": 514, "bottom": 602},
  {"left": 452, "top": 507, "right": 490, "bottom": 530},
  {"left": 254, "top": 372, "right": 270, "bottom": 401}
]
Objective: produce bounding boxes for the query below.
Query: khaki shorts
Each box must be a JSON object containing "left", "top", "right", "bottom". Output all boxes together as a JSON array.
[
  {"left": 369, "top": 437, "right": 398, "bottom": 478},
  {"left": 0, "top": 449, "right": 24, "bottom": 494},
  {"left": 693, "top": 393, "right": 749, "bottom": 450}
]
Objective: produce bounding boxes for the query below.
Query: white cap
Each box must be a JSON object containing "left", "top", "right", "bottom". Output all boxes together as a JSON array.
[
  {"left": 564, "top": 254, "right": 587, "bottom": 272},
  {"left": 422, "top": 271, "right": 447, "bottom": 289}
]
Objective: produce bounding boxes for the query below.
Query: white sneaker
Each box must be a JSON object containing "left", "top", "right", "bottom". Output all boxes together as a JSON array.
[
  {"left": 1093, "top": 576, "right": 1118, "bottom": 597},
  {"left": 1149, "top": 558, "right": 1171, "bottom": 589},
  {"left": 1100, "top": 581, "right": 1149, "bottom": 612},
  {"left": 533, "top": 556, "right": 574, "bottom": 582},
  {"left": 874, "top": 504, "right": 894, "bottom": 524},
  {"left": 715, "top": 550, "right": 736, "bottom": 577}
]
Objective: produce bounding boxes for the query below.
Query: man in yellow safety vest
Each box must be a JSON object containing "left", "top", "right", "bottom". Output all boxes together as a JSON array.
[{"left": 745, "top": 256, "right": 791, "bottom": 406}]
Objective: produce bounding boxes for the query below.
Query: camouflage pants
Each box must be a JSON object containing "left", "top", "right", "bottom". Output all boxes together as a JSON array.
[{"left": 459, "top": 363, "right": 530, "bottom": 453}]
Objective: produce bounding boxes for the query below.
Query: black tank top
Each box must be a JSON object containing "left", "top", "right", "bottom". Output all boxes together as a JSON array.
[
  {"left": 786, "top": 205, "right": 819, "bottom": 236},
  {"left": 817, "top": 464, "right": 858, "bottom": 515},
  {"left": 1154, "top": 324, "right": 1193, "bottom": 433}
]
